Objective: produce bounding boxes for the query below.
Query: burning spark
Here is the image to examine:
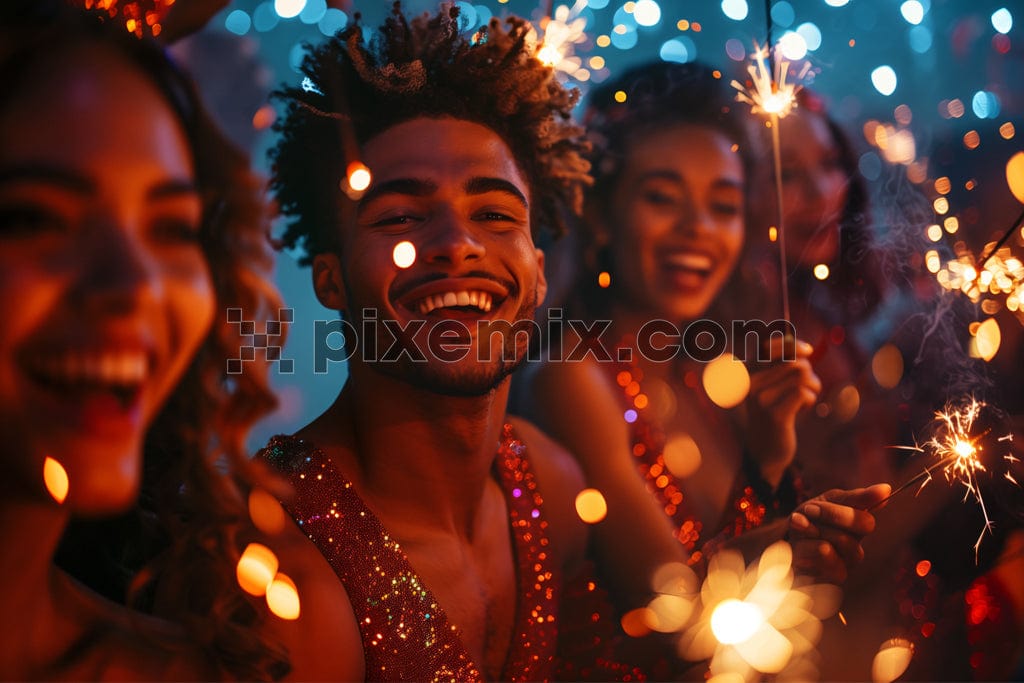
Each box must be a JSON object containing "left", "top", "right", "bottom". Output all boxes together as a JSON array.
[
  {"left": 731, "top": 43, "right": 810, "bottom": 119},
  {"left": 530, "top": 2, "right": 588, "bottom": 81},
  {"left": 894, "top": 398, "right": 1017, "bottom": 561}
]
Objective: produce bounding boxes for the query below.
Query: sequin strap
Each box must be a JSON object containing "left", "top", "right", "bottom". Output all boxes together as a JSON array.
[
  {"left": 493, "top": 423, "right": 559, "bottom": 682},
  {"left": 258, "top": 435, "right": 483, "bottom": 682}
]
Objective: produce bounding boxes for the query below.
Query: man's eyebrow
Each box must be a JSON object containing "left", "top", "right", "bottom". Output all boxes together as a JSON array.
[
  {"left": 464, "top": 177, "right": 529, "bottom": 209},
  {"left": 0, "top": 164, "right": 95, "bottom": 194},
  {"left": 357, "top": 178, "right": 439, "bottom": 210}
]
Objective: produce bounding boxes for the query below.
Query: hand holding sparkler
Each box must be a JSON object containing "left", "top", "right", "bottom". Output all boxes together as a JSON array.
[
  {"left": 744, "top": 338, "right": 821, "bottom": 487},
  {"left": 787, "top": 484, "right": 891, "bottom": 584}
]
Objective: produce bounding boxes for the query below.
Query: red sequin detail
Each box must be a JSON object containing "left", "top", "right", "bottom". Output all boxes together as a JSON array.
[
  {"left": 260, "top": 424, "right": 559, "bottom": 681},
  {"left": 609, "top": 346, "right": 777, "bottom": 562}
]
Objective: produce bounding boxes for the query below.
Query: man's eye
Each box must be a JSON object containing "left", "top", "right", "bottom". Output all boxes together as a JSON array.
[
  {"left": 479, "top": 211, "right": 515, "bottom": 221},
  {"left": 372, "top": 215, "right": 418, "bottom": 227}
]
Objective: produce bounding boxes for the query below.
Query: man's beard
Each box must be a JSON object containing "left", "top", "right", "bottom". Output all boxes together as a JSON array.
[{"left": 356, "top": 294, "right": 539, "bottom": 398}]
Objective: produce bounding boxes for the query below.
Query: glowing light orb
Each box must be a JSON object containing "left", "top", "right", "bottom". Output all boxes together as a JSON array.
[
  {"left": 248, "top": 488, "right": 287, "bottom": 535},
  {"left": 633, "top": 0, "right": 661, "bottom": 26},
  {"left": 43, "top": 456, "right": 69, "bottom": 504},
  {"left": 598, "top": 271, "right": 612, "bottom": 288},
  {"left": 346, "top": 162, "right": 372, "bottom": 193},
  {"left": 970, "top": 317, "right": 1001, "bottom": 361},
  {"left": 872, "top": 638, "right": 914, "bottom": 683},
  {"left": 236, "top": 543, "right": 279, "bottom": 596},
  {"left": 900, "top": 0, "right": 924, "bottom": 25},
  {"left": 224, "top": 10, "right": 252, "bottom": 35},
  {"left": 575, "top": 488, "right": 608, "bottom": 524},
  {"left": 721, "top": 0, "right": 748, "bottom": 21},
  {"left": 778, "top": 31, "right": 808, "bottom": 60},
  {"left": 274, "top": 0, "right": 306, "bottom": 19},
  {"left": 392, "top": 241, "right": 417, "bottom": 269},
  {"left": 992, "top": 8, "right": 1013, "bottom": 34},
  {"left": 711, "top": 599, "right": 763, "bottom": 645},
  {"left": 813, "top": 264, "right": 830, "bottom": 280},
  {"left": 1006, "top": 151, "right": 1024, "bottom": 204},
  {"left": 702, "top": 353, "right": 750, "bottom": 409},
  {"left": 871, "top": 343, "right": 904, "bottom": 389},
  {"left": 663, "top": 433, "right": 702, "bottom": 478},
  {"left": 796, "top": 22, "right": 823, "bottom": 50},
  {"left": 871, "top": 66, "right": 898, "bottom": 96},
  {"left": 267, "top": 572, "right": 301, "bottom": 620}
]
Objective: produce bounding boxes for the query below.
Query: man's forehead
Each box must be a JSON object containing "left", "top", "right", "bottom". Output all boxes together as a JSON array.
[{"left": 361, "top": 117, "right": 529, "bottom": 193}]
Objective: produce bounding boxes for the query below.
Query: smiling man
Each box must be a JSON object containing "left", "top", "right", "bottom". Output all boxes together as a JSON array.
[{"left": 257, "top": 5, "right": 598, "bottom": 680}]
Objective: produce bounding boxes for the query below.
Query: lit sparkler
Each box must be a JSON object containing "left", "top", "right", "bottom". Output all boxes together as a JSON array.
[
  {"left": 731, "top": 43, "right": 809, "bottom": 120},
  {"left": 732, "top": 43, "right": 811, "bottom": 324},
  {"left": 531, "top": 1, "right": 589, "bottom": 81},
  {"left": 885, "top": 397, "right": 1017, "bottom": 561}
]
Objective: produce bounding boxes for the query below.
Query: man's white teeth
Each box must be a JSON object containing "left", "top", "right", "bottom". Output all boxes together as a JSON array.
[
  {"left": 416, "top": 290, "right": 493, "bottom": 315},
  {"left": 666, "top": 252, "right": 713, "bottom": 272},
  {"left": 35, "top": 352, "right": 148, "bottom": 386}
]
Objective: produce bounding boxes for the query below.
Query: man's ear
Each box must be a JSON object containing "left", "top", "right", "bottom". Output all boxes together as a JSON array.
[
  {"left": 534, "top": 247, "right": 548, "bottom": 307},
  {"left": 312, "top": 253, "right": 347, "bottom": 311}
]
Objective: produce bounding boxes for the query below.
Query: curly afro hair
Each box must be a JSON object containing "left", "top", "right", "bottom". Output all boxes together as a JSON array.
[{"left": 269, "top": 1, "right": 592, "bottom": 265}]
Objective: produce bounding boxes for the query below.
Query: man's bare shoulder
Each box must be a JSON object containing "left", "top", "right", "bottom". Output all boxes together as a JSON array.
[{"left": 268, "top": 501, "right": 366, "bottom": 681}]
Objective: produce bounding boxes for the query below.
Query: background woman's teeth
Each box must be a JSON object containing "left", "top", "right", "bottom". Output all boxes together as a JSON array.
[{"left": 456, "top": 291, "right": 471, "bottom": 306}]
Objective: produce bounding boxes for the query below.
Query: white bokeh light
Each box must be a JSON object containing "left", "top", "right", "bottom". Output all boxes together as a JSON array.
[
  {"left": 900, "top": 0, "right": 925, "bottom": 25},
  {"left": 871, "top": 66, "right": 898, "bottom": 96},
  {"left": 633, "top": 0, "right": 662, "bottom": 27},
  {"left": 721, "top": 0, "right": 749, "bottom": 21},
  {"left": 778, "top": 32, "right": 808, "bottom": 60},
  {"left": 274, "top": 0, "right": 306, "bottom": 19}
]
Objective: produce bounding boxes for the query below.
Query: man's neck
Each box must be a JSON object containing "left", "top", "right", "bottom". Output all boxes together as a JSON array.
[{"left": 304, "top": 366, "right": 512, "bottom": 541}]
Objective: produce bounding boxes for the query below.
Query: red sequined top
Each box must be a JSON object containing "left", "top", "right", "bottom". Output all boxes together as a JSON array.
[
  {"left": 258, "top": 425, "right": 558, "bottom": 682},
  {"left": 607, "top": 354, "right": 801, "bottom": 565}
]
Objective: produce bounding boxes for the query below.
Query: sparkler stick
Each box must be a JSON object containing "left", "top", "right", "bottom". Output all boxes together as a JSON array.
[
  {"left": 770, "top": 113, "right": 791, "bottom": 323},
  {"left": 977, "top": 205, "right": 1024, "bottom": 270},
  {"left": 868, "top": 452, "right": 960, "bottom": 510},
  {"left": 873, "top": 398, "right": 1015, "bottom": 561},
  {"left": 732, "top": 0, "right": 807, "bottom": 324}
]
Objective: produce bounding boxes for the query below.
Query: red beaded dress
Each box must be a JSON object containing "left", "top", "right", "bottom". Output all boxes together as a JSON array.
[
  {"left": 606, "top": 350, "right": 802, "bottom": 565},
  {"left": 259, "top": 424, "right": 640, "bottom": 682}
]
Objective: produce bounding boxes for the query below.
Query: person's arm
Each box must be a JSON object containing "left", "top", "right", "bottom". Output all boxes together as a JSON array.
[
  {"left": 267, "top": 506, "right": 366, "bottom": 681},
  {"left": 514, "top": 355, "right": 689, "bottom": 611}
]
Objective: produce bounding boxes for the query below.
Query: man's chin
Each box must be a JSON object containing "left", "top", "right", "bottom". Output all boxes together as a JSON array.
[{"left": 375, "top": 359, "right": 520, "bottom": 398}]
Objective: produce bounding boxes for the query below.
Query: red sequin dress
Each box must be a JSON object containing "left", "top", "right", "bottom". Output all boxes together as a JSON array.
[
  {"left": 259, "top": 425, "right": 560, "bottom": 682},
  {"left": 606, "top": 352, "right": 802, "bottom": 565}
]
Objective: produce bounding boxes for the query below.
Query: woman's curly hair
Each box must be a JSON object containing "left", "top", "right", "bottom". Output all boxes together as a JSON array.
[
  {"left": 0, "top": 3, "right": 289, "bottom": 679},
  {"left": 270, "top": 1, "right": 592, "bottom": 265}
]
